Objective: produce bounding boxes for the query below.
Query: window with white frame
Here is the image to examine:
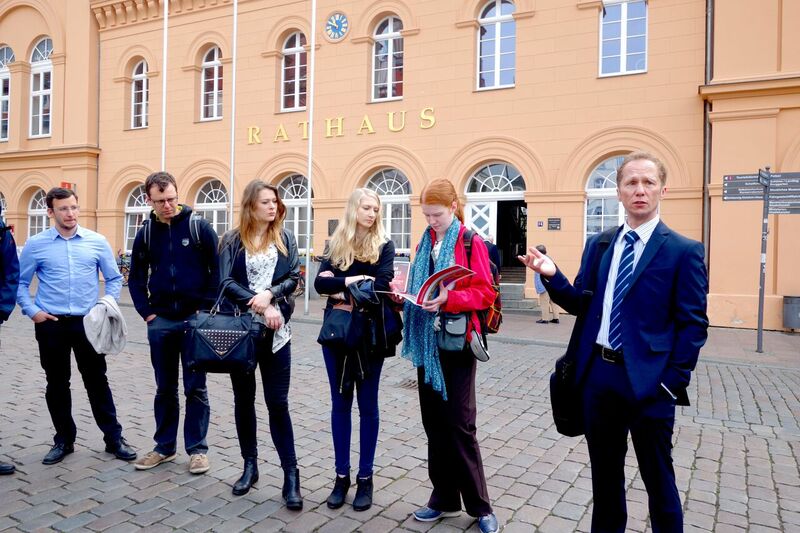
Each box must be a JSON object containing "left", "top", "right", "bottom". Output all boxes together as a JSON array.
[
  {"left": 124, "top": 185, "right": 150, "bottom": 251},
  {"left": 366, "top": 168, "right": 411, "bottom": 253},
  {"left": 585, "top": 155, "right": 625, "bottom": 240},
  {"left": 131, "top": 60, "right": 149, "bottom": 129},
  {"left": 372, "top": 17, "right": 404, "bottom": 101},
  {"left": 195, "top": 179, "right": 229, "bottom": 236},
  {"left": 278, "top": 174, "right": 313, "bottom": 253},
  {"left": 30, "top": 38, "right": 53, "bottom": 137},
  {"left": 477, "top": 0, "right": 515, "bottom": 89},
  {"left": 201, "top": 46, "right": 223, "bottom": 120},
  {"left": 0, "top": 192, "right": 6, "bottom": 222},
  {"left": 281, "top": 32, "right": 307, "bottom": 112},
  {"left": 599, "top": 0, "right": 647, "bottom": 76},
  {"left": 28, "top": 188, "right": 50, "bottom": 237},
  {"left": 0, "top": 46, "right": 14, "bottom": 142},
  {"left": 468, "top": 162, "right": 525, "bottom": 193}
]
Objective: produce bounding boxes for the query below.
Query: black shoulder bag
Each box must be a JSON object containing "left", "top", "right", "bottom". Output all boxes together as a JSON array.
[{"left": 550, "top": 227, "right": 617, "bottom": 437}]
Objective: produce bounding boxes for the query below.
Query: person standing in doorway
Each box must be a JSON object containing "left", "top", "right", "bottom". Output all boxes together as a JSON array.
[
  {"left": 128, "top": 172, "right": 219, "bottom": 475},
  {"left": 17, "top": 187, "right": 137, "bottom": 465}
]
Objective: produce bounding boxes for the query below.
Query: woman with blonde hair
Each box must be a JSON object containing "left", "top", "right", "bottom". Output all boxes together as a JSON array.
[
  {"left": 314, "top": 187, "right": 401, "bottom": 512},
  {"left": 218, "top": 180, "right": 302, "bottom": 508},
  {"left": 402, "top": 178, "right": 499, "bottom": 533}
]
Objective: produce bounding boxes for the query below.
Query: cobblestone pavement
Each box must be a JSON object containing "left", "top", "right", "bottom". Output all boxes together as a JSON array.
[{"left": 0, "top": 300, "right": 798, "bottom": 532}]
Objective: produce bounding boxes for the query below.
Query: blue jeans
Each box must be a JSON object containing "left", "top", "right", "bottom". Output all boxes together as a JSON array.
[
  {"left": 146, "top": 316, "right": 210, "bottom": 456},
  {"left": 322, "top": 346, "right": 384, "bottom": 478},
  {"left": 230, "top": 340, "right": 297, "bottom": 467}
]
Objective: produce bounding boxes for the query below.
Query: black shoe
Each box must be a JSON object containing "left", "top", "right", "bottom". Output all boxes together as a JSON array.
[
  {"left": 232, "top": 458, "right": 259, "bottom": 496},
  {"left": 550, "top": 319, "right": 560, "bottom": 324},
  {"left": 326, "top": 474, "right": 351, "bottom": 509},
  {"left": 536, "top": 319, "right": 548, "bottom": 324},
  {"left": 42, "top": 443, "right": 74, "bottom": 465},
  {"left": 282, "top": 466, "right": 303, "bottom": 510},
  {"left": 105, "top": 437, "right": 137, "bottom": 461},
  {"left": 352, "top": 476, "right": 373, "bottom": 511},
  {"left": 0, "top": 461, "right": 15, "bottom": 475}
]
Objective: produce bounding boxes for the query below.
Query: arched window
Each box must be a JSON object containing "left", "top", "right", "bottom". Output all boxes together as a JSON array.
[
  {"left": 28, "top": 188, "right": 49, "bottom": 237},
  {"left": 0, "top": 192, "right": 7, "bottom": 222},
  {"left": 366, "top": 168, "right": 411, "bottom": 252},
  {"left": 131, "top": 60, "right": 149, "bottom": 129},
  {"left": 201, "top": 46, "right": 223, "bottom": 120},
  {"left": 585, "top": 155, "right": 625, "bottom": 240},
  {"left": 278, "top": 174, "right": 313, "bottom": 253},
  {"left": 477, "top": 0, "right": 515, "bottom": 89},
  {"left": 30, "top": 38, "right": 53, "bottom": 137},
  {"left": 194, "top": 179, "right": 229, "bottom": 236},
  {"left": 281, "top": 32, "right": 307, "bottom": 111},
  {"left": 467, "top": 162, "right": 525, "bottom": 193},
  {"left": 0, "top": 46, "right": 14, "bottom": 142},
  {"left": 124, "top": 185, "right": 150, "bottom": 251},
  {"left": 372, "top": 17, "right": 404, "bottom": 101}
]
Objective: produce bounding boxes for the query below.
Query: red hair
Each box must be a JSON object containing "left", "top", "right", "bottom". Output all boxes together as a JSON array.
[{"left": 420, "top": 179, "right": 464, "bottom": 222}]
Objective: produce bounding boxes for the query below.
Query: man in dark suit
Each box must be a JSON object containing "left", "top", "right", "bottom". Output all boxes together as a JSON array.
[
  {"left": 0, "top": 205, "right": 20, "bottom": 475},
  {"left": 519, "top": 151, "right": 708, "bottom": 532}
]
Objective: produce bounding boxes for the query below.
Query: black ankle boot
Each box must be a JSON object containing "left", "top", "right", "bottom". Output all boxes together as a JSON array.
[
  {"left": 282, "top": 466, "right": 303, "bottom": 510},
  {"left": 232, "top": 458, "right": 259, "bottom": 496},
  {"left": 352, "top": 476, "right": 373, "bottom": 511},
  {"left": 326, "top": 474, "right": 351, "bottom": 509}
]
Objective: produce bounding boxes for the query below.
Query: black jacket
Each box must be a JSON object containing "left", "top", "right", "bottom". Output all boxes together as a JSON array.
[
  {"left": 129, "top": 205, "right": 220, "bottom": 320},
  {"left": 0, "top": 221, "right": 19, "bottom": 323},
  {"left": 218, "top": 228, "right": 300, "bottom": 322}
]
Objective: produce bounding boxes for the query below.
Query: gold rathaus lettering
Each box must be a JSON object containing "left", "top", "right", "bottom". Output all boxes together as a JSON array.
[
  {"left": 248, "top": 126, "right": 262, "bottom": 144},
  {"left": 273, "top": 124, "right": 289, "bottom": 142},
  {"left": 387, "top": 111, "right": 406, "bottom": 132},
  {"left": 357, "top": 115, "right": 375, "bottom": 135},
  {"left": 326, "top": 117, "right": 344, "bottom": 138}
]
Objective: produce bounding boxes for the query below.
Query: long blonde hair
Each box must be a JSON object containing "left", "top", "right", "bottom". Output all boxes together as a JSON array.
[
  {"left": 327, "top": 188, "right": 387, "bottom": 270},
  {"left": 238, "top": 180, "right": 288, "bottom": 255}
]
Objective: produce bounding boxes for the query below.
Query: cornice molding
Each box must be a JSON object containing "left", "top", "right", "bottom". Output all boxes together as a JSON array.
[
  {"left": 700, "top": 76, "right": 800, "bottom": 101},
  {"left": 91, "top": 0, "right": 233, "bottom": 30}
]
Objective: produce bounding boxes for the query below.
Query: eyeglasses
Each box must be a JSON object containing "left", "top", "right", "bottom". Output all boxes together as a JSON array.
[
  {"left": 151, "top": 197, "right": 178, "bottom": 206},
  {"left": 54, "top": 205, "right": 80, "bottom": 213}
]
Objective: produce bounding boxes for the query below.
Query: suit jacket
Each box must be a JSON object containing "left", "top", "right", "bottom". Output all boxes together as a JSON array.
[{"left": 543, "top": 221, "right": 708, "bottom": 406}]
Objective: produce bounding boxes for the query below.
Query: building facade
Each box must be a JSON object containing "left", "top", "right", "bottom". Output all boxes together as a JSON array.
[{"left": 0, "top": 0, "right": 798, "bottom": 330}]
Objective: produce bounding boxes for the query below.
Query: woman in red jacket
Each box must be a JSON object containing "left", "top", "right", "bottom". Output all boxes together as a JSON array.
[{"left": 401, "top": 178, "right": 499, "bottom": 533}]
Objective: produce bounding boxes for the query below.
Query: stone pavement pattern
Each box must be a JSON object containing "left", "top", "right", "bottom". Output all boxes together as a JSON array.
[{"left": 0, "top": 300, "right": 798, "bottom": 532}]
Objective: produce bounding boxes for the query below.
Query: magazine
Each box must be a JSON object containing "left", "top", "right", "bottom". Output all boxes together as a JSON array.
[{"left": 377, "top": 264, "right": 474, "bottom": 306}]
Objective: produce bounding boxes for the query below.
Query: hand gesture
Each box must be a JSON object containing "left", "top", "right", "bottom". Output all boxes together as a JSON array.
[
  {"left": 32, "top": 311, "right": 58, "bottom": 324},
  {"left": 248, "top": 290, "right": 273, "bottom": 314},
  {"left": 517, "top": 246, "right": 557, "bottom": 277},
  {"left": 421, "top": 283, "right": 448, "bottom": 313},
  {"left": 387, "top": 279, "right": 405, "bottom": 304},
  {"left": 263, "top": 305, "right": 283, "bottom": 330}
]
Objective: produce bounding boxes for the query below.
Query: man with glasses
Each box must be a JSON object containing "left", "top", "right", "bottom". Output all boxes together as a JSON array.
[
  {"left": 129, "top": 172, "right": 219, "bottom": 474},
  {"left": 17, "top": 187, "right": 137, "bottom": 465}
]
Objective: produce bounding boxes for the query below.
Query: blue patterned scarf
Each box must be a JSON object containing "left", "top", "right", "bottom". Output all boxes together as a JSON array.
[{"left": 401, "top": 218, "right": 461, "bottom": 400}]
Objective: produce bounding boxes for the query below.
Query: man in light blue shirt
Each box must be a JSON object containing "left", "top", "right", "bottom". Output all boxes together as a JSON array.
[{"left": 17, "top": 187, "right": 137, "bottom": 466}]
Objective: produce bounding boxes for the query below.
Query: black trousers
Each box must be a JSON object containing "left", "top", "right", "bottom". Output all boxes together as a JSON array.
[
  {"left": 418, "top": 349, "right": 492, "bottom": 517},
  {"left": 230, "top": 340, "right": 297, "bottom": 468},
  {"left": 34, "top": 316, "right": 123, "bottom": 446},
  {"left": 582, "top": 354, "right": 682, "bottom": 533}
]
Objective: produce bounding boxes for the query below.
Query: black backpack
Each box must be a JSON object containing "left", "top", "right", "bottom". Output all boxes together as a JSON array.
[
  {"left": 141, "top": 213, "right": 205, "bottom": 252},
  {"left": 463, "top": 230, "right": 502, "bottom": 334}
]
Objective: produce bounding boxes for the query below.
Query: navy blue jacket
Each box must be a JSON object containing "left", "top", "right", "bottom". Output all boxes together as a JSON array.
[
  {"left": 0, "top": 222, "right": 19, "bottom": 323},
  {"left": 543, "top": 221, "right": 708, "bottom": 406},
  {"left": 129, "top": 205, "right": 220, "bottom": 320}
]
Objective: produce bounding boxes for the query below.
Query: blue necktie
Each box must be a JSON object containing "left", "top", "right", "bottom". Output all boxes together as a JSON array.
[{"left": 608, "top": 231, "right": 639, "bottom": 351}]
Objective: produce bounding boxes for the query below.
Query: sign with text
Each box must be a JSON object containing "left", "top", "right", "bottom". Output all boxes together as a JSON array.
[{"left": 722, "top": 173, "right": 800, "bottom": 214}]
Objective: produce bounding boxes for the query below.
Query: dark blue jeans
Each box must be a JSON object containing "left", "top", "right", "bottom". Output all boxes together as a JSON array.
[
  {"left": 322, "top": 346, "right": 384, "bottom": 478},
  {"left": 230, "top": 340, "right": 297, "bottom": 467},
  {"left": 35, "top": 316, "right": 123, "bottom": 446},
  {"left": 146, "top": 316, "right": 210, "bottom": 456}
]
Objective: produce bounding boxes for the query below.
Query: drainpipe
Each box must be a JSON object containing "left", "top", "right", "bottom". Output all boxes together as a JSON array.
[{"left": 702, "top": 0, "right": 714, "bottom": 270}]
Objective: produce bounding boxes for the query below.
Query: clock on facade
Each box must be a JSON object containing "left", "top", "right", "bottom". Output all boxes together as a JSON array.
[{"left": 324, "top": 11, "right": 349, "bottom": 41}]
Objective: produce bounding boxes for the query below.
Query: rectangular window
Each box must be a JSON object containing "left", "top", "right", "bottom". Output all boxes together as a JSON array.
[
  {"left": 131, "top": 77, "right": 148, "bottom": 128},
  {"left": 0, "top": 76, "right": 9, "bottom": 141},
  {"left": 30, "top": 69, "right": 52, "bottom": 137},
  {"left": 599, "top": 0, "right": 647, "bottom": 76},
  {"left": 478, "top": 20, "right": 516, "bottom": 89}
]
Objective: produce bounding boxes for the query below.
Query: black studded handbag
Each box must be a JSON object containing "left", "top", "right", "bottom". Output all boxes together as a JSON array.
[{"left": 183, "top": 281, "right": 265, "bottom": 374}]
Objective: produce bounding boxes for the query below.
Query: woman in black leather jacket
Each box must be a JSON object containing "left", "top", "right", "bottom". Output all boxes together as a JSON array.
[
  {"left": 218, "top": 180, "right": 302, "bottom": 508},
  {"left": 314, "top": 188, "right": 402, "bottom": 512}
]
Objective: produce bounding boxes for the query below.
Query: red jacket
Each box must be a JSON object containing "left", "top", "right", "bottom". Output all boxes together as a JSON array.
[{"left": 425, "top": 226, "right": 495, "bottom": 339}]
